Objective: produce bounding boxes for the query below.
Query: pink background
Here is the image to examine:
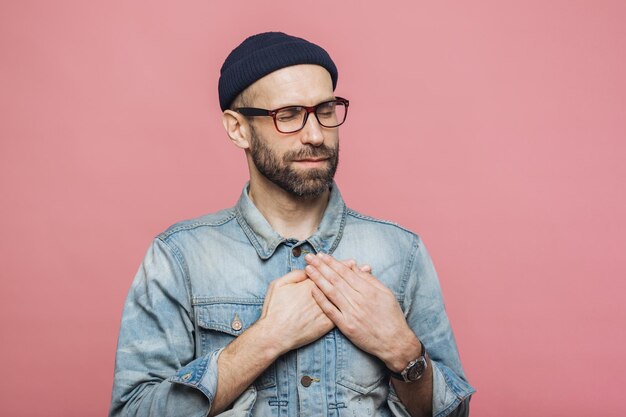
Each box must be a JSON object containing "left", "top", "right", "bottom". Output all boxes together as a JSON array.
[{"left": 1, "top": 1, "right": 625, "bottom": 416}]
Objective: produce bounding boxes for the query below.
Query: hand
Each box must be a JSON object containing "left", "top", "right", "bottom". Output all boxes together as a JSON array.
[
  {"left": 304, "top": 253, "right": 420, "bottom": 369},
  {"left": 257, "top": 260, "right": 373, "bottom": 356},
  {"left": 259, "top": 270, "right": 334, "bottom": 355}
]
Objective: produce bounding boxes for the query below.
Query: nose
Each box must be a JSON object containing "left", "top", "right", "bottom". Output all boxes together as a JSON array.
[{"left": 299, "top": 111, "right": 324, "bottom": 146}]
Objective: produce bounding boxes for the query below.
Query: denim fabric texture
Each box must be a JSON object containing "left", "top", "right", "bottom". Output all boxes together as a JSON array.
[{"left": 109, "top": 183, "right": 475, "bottom": 417}]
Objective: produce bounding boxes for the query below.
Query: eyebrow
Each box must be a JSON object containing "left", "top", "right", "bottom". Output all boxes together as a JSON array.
[{"left": 272, "top": 96, "right": 336, "bottom": 109}]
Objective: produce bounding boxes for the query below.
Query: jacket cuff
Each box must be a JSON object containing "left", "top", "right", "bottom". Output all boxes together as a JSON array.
[
  {"left": 431, "top": 360, "right": 475, "bottom": 417},
  {"left": 386, "top": 360, "right": 475, "bottom": 417},
  {"left": 168, "top": 348, "right": 224, "bottom": 404}
]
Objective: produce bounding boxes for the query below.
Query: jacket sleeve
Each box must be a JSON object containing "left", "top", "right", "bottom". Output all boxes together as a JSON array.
[
  {"left": 109, "top": 237, "right": 220, "bottom": 417},
  {"left": 387, "top": 235, "right": 476, "bottom": 417}
]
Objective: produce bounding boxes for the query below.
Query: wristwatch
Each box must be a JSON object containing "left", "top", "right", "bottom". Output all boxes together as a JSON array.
[{"left": 388, "top": 340, "right": 428, "bottom": 382}]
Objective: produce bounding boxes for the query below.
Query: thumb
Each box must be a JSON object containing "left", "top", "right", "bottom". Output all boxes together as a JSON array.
[
  {"left": 263, "top": 270, "right": 308, "bottom": 317},
  {"left": 273, "top": 269, "right": 308, "bottom": 287}
]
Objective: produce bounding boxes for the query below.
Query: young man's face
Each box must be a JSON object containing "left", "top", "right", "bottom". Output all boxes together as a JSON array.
[{"left": 244, "top": 64, "right": 340, "bottom": 198}]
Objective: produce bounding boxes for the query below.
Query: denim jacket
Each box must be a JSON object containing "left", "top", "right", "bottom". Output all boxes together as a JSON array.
[{"left": 109, "top": 183, "right": 475, "bottom": 417}]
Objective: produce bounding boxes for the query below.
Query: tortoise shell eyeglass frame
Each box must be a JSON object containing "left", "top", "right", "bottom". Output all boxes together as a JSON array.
[{"left": 235, "top": 97, "right": 349, "bottom": 134}]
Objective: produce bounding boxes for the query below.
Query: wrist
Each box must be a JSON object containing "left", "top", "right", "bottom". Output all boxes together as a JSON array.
[
  {"left": 382, "top": 333, "right": 423, "bottom": 373},
  {"left": 249, "top": 318, "right": 288, "bottom": 359}
]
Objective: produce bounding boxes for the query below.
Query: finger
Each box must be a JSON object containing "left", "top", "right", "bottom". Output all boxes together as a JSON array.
[
  {"left": 311, "top": 285, "right": 344, "bottom": 327},
  {"left": 273, "top": 269, "right": 308, "bottom": 286},
  {"left": 306, "top": 254, "right": 364, "bottom": 301},
  {"left": 342, "top": 259, "right": 373, "bottom": 275},
  {"left": 305, "top": 264, "right": 354, "bottom": 311},
  {"left": 312, "top": 253, "right": 369, "bottom": 293},
  {"left": 350, "top": 266, "right": 387, "bottom": 290},
  {"left": 340, "top": 259, "right": 370, "bottom": 273},
  {"left": 263, "top": 270, "right": 307, "bottom": 317},
  {"left": 262, "top": 281, "right": 274, "bottom": 316},
  {"left": 340, "top": 259, "right": 357, "bottom": 268}
]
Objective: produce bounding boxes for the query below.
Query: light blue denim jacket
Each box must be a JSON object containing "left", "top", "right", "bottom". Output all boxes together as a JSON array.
[{"left": 109, "top": 183, "right": 475, "bottom": 417}]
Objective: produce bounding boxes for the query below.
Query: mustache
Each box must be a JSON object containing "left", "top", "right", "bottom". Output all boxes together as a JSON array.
[{"left": 285, "top": 144, "right": 337, "bottom": 162}]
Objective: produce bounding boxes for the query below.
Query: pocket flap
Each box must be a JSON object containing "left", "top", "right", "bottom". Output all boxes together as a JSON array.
[{"left": 196, "top": 302, "right": 262, "bottom": 336}]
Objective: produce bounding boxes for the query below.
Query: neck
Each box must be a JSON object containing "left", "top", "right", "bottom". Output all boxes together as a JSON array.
[{"left": 247, "top": 176, "right": 330, "bottom": 242}]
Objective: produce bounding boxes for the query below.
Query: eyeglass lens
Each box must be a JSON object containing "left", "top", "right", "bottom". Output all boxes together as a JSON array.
[{"left": 275, "top": 101, "right": 347, "bottom": 133}]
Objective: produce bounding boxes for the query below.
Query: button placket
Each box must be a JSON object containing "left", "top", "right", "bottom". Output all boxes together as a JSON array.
[
  {"left": 296, "top": 339, "right": 325, "bottom": 415},
  {"left": 289, "top": 242, "right": 313, "bottom": 271}
]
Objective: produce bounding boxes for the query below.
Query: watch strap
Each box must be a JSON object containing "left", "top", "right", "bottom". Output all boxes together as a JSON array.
[{"left": 388, "top": 339, "right": 426, "bottom": 381}]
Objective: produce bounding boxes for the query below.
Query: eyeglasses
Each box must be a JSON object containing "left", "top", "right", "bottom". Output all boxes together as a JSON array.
[{"left": 236, "top": 97, "right": 349, "bottom": 134}]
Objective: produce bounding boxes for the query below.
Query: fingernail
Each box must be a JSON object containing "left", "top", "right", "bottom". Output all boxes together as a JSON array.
[{"left": 305, "top": 254, "right": 313, "bottom": 261}]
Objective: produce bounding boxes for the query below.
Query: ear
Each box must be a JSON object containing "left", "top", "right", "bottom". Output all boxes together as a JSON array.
[{"left": 222, "top": 110, "right": 252, "bottom": 149}]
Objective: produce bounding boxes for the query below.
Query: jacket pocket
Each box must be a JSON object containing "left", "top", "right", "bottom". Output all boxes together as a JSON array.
[
  {"left": 195, "top": 300, "right": 276, "bottom": 390},
  {"left": 336, "top": 331, "right": 386, "bottom": 394}
]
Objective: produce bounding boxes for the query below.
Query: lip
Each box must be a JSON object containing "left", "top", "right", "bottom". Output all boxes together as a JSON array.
[
  {"left": 292, "top": 158, "right": 329, "bottom": 167},
  {"left": 293, "top": 158, "right": 328, "bottom": 162}
]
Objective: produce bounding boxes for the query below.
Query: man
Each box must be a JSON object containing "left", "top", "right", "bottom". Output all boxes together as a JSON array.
[{"left": 109, "top": 32, "right": 475, "bottom": 417}]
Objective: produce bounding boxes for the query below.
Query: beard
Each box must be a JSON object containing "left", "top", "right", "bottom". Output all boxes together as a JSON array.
[{"left": 248, "top": 126, "right": 339, "bottom": 198}]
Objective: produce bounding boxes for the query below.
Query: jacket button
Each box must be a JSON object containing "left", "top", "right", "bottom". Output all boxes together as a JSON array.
[
  {"left": 292, "top": 247, "right": 302, "bottom": 257},
  {"left": 300, "top": 375, "right": 312, "bottom": 387},
  {"left": 231, "top": 313, "right": 242, "bottom": 331}
]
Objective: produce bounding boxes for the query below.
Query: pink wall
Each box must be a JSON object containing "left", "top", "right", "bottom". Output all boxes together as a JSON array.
[{"left": 1, "top": 1, "right": 624, "bottom": 416}]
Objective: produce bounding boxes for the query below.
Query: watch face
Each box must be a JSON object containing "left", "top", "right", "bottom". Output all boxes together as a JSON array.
[{"left": 407, "top": 358, "right": 427, "bottom": 381}]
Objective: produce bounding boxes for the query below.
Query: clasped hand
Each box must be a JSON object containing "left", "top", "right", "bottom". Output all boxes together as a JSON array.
[
  {"left": 260, "top": 254, "right": 415, "bottom": 365},
  {"left": 304, "top": 253, "right": 416, "bottom": 364}
]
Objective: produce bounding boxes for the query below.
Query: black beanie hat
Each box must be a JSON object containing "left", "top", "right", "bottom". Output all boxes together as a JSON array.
[{"left": 218, "top": 32, "right": 338, "bottom": 111}]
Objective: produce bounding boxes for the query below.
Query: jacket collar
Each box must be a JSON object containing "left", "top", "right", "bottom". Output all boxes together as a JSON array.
[{"left": 235, "top": 182, "right": 347, "bottom": 260}]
